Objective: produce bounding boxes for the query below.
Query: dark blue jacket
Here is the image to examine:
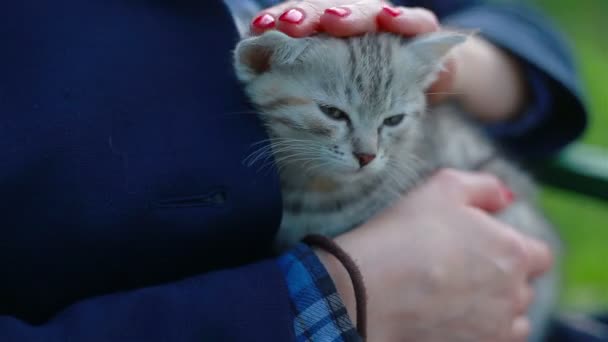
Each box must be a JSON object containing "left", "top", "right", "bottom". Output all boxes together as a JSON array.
[{"left": 0, "top": 0, "right": 585, "bottom": 341}]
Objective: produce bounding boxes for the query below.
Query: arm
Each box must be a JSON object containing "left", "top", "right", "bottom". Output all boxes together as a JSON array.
[
  {"left": 0, "top": 261, "right": 294, "bottom": 341},
  {"left": 288, "top": 170, "right": 553, "bottom": 341},
  {"left": 421, "top": 0, "right": 588, "bottom": 157}
]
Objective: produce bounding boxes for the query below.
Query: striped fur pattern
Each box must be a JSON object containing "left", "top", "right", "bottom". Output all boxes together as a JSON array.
[
  {"left": 234, "top": 31, "right": 559, "bottom": 341},
  {"left": 235, "top": 31, "right": 463, "bottom": 247}
]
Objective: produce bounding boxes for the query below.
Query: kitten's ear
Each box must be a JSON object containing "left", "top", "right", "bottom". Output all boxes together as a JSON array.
[
  {"left": 404, "top": 32, "right": 468, "bottom": 88},
  {"left": 234, "top": 31, "right": 307, "bottom": 82}
]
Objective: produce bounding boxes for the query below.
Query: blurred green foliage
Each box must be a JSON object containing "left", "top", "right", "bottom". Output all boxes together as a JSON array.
[
  {"left": 533, "top": 0, "right": 608, "bottom": 147},
  {"left": 532, "top": 0, "right": 608, "bottom": 310}
]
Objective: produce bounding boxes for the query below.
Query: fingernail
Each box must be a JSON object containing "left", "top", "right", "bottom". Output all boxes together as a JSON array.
[
  {"left": 325, "top": 7, "right": 351, "bottom": 18},
  {"left": 381, "top": 5, "right": 401, "bottom": 17},
  {"left": 252, "top": 13, "right": 276, "bottom": 29},
  {"left": 502, "top": 185, "right": 515, "bottom": 203},
  {"left": 279, "top": 8, "right": 305, "bottom": 24}
]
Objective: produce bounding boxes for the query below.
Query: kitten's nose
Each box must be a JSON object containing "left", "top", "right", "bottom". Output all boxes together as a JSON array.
[{"left": 354, "top": 153, "right": 376, "bottom": 167}]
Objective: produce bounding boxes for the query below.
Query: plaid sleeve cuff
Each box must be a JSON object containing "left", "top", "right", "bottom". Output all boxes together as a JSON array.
[{"left": 278, "top": 243, "right": 361, "bottom": 342}]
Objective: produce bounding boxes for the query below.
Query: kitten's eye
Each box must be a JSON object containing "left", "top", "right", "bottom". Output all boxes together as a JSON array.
[
  {"left": 318, "top": 104, "right": 349, "bottom": 122},
  {"left": 383, "top": 114, "right": 405, "bottom": 127}
]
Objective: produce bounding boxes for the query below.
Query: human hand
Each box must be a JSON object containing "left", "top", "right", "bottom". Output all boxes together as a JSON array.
[
  {"left": 316, "top": 169, "right": 553, "bottom": 341},
  {"left": 252, "top": 1, "right": 528, "bottom": 123},
  {"left": 427, "top": 36, "right": 529, "bottom": 123},
  {"left": 250, "top": 0, "right": 438, "bottom": 38}
]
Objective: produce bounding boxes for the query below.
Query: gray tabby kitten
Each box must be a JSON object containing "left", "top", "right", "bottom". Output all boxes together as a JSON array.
[{"left": 234, "top": 30, "right": 560, "bottom": 342}]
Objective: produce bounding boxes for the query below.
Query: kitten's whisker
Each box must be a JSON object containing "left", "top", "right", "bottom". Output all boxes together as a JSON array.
[
  {"left": 424, "top": 92, "right": 465, "bottom": 96},
  {"left": 273, "top": 150, "right": 321, "bottom": 162},
  {"left": 268, "top": 151, "right": 323, "bottom": 172},
  {"left": 249, "top": 137, "right": 287, "bottom": 147},
  {"left": 268, "top": 143, "right": 325, "bottom": 155},
  {"left": 301, "top": 159, "right": 330, "bottom": 176},
  {"left": 276, "top": 156, "right": 325, "bottom": 169},
  {"left": 249, "top": 142, "right": 322, "bottom": 168},
  {"left": 244, "top": 146, "right": 273, "bottom": 167},
  {"left": 304, "top": 160, "right": 335, "bottom": 175},
  {"left": 278, "top": 154, "right": 324, "bottom": 164}
]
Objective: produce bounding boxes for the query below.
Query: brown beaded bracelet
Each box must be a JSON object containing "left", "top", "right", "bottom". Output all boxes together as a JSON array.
[{"left": 303, "top": 234, "right": 368, "bottom": 340}]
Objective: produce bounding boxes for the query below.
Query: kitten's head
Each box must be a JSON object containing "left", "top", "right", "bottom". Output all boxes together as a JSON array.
[{"left": 235, "top": 31, "right": 465, "bottom": 182}]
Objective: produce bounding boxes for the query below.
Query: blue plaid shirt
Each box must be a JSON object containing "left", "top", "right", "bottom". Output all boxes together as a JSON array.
[{"left": 278, "top": 244, "right": 361, "bottom": 342}]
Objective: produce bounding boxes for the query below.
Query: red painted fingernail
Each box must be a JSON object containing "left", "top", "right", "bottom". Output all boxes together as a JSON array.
[
  {"left": 279, "top": 8, "right": 305, "bottom": 24},
  {"left": 502, "top": 186, "right": 516, "bottom": 203},
  {"left": 382, "top": 5, "right": 401, "bottom": 17},
  {"left": 252, "top": 13, "right": 276, "bottom": 29},
  {"left": 325, "top": 7, "right": 351, "bottom": 18}
]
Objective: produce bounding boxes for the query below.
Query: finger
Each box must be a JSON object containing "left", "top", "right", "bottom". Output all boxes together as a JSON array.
[
  {"left": 511, "top": 316, "right": 531, "bottom": 342},
  {"left": 524, "top": 238, "right": 554, "bottom": 278},
  {"left": 251, "top": 1, "right": 295, "bottom": 35},
  {"left": 513, "top": 285, "right": 534, "bottom": 316},
  {"left": 276, "top": 3, "right": 324, "bottom": 38},
  {"left": 377, "top": 6, "right": 439, "bottom": 36},
  {"left": 434, "top": 169, "right": 513, "bottom": 212},
  {"left": 320, "top": 2, "right": 380, "bottom": 37},
  {"left": 462, "top": 176, "right": 513, "bottom": 213}
]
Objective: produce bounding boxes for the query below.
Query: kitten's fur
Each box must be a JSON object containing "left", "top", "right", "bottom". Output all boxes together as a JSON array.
[{"left": 234, "top": 30, "right": 560, "bottom": 342}]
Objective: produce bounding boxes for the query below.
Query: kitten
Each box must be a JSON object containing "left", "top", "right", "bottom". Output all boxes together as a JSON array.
[{"left": 234, "top": 30, "right": 560, "bottom": 342}]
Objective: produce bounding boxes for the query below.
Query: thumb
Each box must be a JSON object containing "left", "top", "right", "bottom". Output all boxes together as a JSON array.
[{"left": 434, "top": 169, "right": 513, "bottom": 212}]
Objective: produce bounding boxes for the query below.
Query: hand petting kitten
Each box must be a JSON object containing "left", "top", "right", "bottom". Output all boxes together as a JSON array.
[
  {"left": 253, "top": 0, "right": 528, "bottom": 124},
  {"left": 250, "top": 0, "right": 439, "bottom": 37}
]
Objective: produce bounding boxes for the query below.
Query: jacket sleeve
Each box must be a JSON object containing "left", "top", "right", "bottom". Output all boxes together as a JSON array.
[
  {"left": 413, "top": 0, "right": 588, "bottom": 157},
  {"left": 0, "top": 260, "right": 295, "bottom": 342}
]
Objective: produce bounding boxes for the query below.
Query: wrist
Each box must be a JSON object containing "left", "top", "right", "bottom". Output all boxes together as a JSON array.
[
  {"left": 452, "top": 36, "right": 528, "bottom": 122},
  {"left": 313, "top": 247, "right": 357, "bottom": 322}
]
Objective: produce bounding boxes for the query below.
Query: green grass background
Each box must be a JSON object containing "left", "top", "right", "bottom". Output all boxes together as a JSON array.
[{"left": 532, "top": 0, "right": 608, "bottom": 311}]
